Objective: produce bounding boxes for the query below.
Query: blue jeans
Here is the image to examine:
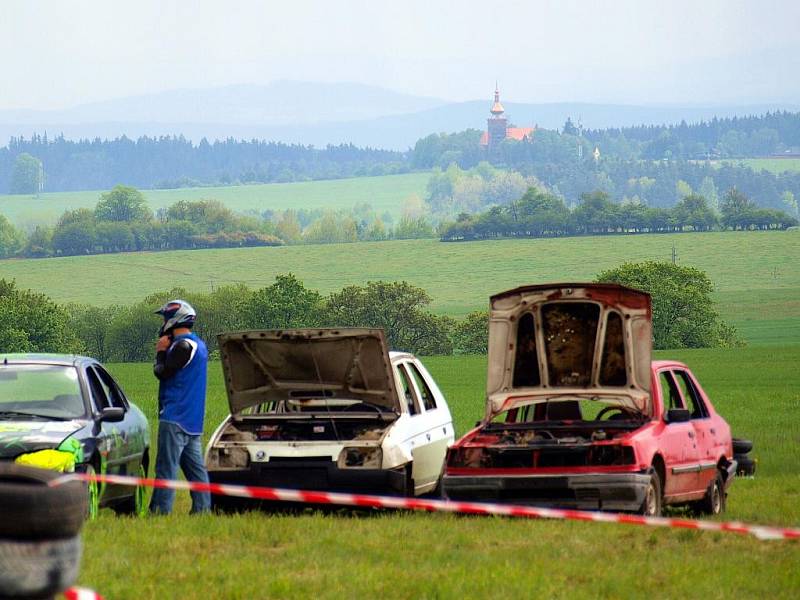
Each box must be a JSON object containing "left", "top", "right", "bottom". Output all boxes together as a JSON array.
[{"left": 149, "top": 421, "right": 211, "bottom": 514}]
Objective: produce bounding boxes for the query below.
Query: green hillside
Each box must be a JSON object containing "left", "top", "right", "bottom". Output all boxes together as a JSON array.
[
  {"left": 0, "top": 172, "right": 430, "bottom": 227},
  {"left": 1, "top": 230, "right": 797, "bottom": 345}
]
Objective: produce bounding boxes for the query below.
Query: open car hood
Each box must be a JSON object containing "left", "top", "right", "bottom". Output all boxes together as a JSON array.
[
  {"left": 218, "top": 329, "right": 400, "bottom": 415},
  {"left": 486, "top": 283, "right": 653, "bottom": 418}
]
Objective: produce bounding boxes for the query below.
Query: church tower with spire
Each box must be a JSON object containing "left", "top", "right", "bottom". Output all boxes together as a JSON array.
[
  {"left": 480, "top": 84, "right": 535, "bottom": 161},
  {"left": 486, "top": 83, "right": 508, "bottom": 156}
]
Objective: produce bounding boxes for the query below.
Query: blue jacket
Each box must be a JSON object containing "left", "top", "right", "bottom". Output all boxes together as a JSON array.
[{"left": 154, "top": 332, "right": 208, "bottom": 435}]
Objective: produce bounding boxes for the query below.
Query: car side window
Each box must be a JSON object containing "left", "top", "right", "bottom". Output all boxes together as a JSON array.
[
  {"left": 93, "top": 366, "right": 128, "bottom": 410},
  {"left": 408, "top": 363, "right": 436, "bottom": 411},
  {"left": 85, "top": 367, "right": 110, "bottom": 412},
  {"left": 658, "top": 371, "right": 683, "bottom": 416},
  {"left": 673, "top": 370, "right": 708, "bottom": 419},
  {"left": 396, "top": 364, "right": 421, "bottom": 416}
]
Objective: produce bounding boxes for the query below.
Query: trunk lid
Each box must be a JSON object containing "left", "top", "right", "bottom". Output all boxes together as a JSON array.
[
  {"left": 486, "top": 283, "right": 653, "bottom": 417},
  {"left": 218, "top": 328, "right": 400, "bottom": 415}
]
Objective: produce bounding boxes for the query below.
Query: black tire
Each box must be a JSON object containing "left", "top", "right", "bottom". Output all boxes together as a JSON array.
[
  {"left": 0, "top": 535, "right": 81, "bottom": 599},
  {"left": 736, "top": 456, "right": 757, "bottom": 477},
  {"left": 699, "top": 471, "right": 726, "bottom": 515},
  {"left": 732, "top": 438, "right": 753, "bottom": 455},
  {"left": 638, "top": 470, "right": 663, "bottom": 517},
  {"left": 0, "top": 463, "right": 87, "bottom": 540}
]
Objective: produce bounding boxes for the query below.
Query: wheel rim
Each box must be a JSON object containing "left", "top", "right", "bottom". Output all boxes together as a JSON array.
[
  {"left": 134, "top": 464, "right": 147, "bottom": 517},
  {"left": 711, "top": 482, "right": 721, "bottom": 514},
  {"left": 86, "top": 466, "right": 99, "bottom": 519},
  {"left": 644, "top": 482, "right": 658, "bottom": 515}
]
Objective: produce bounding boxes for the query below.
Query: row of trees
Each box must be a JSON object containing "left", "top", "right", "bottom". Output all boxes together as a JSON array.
[
  {"left": 64, "top": 276, "right": 482, "bottom": 361},
  {"left": 0, "top": 186, "right": 443, "bottom": 258},
  {"left": 440, "top": 188, "right": 798, "bottom": 241},
  {"left": 1, "top": 263, "right": 740, "bottom": 361},
  {"left": 583, "top": 111, "right": 800, "bottom": 160},
  {"left": 2, "top": 135, "right": 408, "bottom": 193}
]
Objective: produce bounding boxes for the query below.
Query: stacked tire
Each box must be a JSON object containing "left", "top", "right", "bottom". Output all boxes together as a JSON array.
[
  {"left": 0, "top": 463, "right": 88, "bottom": 599},
  {"left": 733, "top": 438, "right": 756, "bottom": 477}
]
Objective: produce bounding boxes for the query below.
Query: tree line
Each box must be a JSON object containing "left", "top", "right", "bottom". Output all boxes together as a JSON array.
[
  {"left": 2, "top": 134, "right": 408, "bottom": 193},
  {"left": 0, "top": 185, "right": 438, "bottom": 259},
  {"left": 439, "top": 187, "right": 797, "bottom": 241},
  {"left": 0, "top": 264, "right": 740, "bottom": 362}
]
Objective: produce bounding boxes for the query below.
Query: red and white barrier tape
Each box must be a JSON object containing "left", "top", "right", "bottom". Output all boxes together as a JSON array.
[
  {"left": 64, "top": 587, "right": 104, "bottom": 600},
  {"left": 52, "top": 472, "right": 800, "bottom": 541}
]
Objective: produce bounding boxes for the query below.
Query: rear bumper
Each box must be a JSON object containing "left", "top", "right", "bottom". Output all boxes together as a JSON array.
[
  {"left": 208, "top": 460, "right": 408, "bottom": 496},
  {"left": 442, "top": 471, "right": 651, "bottom": 512}
]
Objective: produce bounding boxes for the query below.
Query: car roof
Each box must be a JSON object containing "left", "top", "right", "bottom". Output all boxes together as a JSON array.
[
  {"left": 652, "top": 359, "right": 689, "bottom": 370},
  {"left": 0, "top": 353, "right": 97, "bottom": 367},
  {"left": 389, "top": 350, "right": 415, "bottom": 361}
]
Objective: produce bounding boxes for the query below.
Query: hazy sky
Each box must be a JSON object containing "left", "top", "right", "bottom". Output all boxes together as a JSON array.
[{"left": 2, "top": 0, "right": 798, "bottom": 110}]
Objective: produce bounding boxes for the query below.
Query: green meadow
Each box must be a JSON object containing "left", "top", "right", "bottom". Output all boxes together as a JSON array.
[
  {"left": 734, "top": 158, "right": 800, "bottom": 174},
  {"left": 2, "top": 230, "right": 797, "bottom": 345},
  {"left": 0, "top": 172, "right": 430, "bottom": 227},
  {"left": 72, "top": 345, "right": 800, "bottom": 599}
]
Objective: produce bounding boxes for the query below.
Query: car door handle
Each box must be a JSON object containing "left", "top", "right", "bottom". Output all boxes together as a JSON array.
[
  {"left": 426, "top": 433, "right": 431, "bottom": 441},
  {"left": 710, "top": 428, "right": 716, "bottom": 435},
  {"left": 688, "top": 431, "right": 695, "bottom": 439}
]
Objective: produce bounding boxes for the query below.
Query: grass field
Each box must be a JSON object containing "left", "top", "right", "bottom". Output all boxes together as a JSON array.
[
  {"left": 71, "top": 345, "right": 800, "bottom": 598},
  {"left": 0, "top": 172, "right": 430, "bottom": 227},
  {"left": 733, "top": 158, "right": 800, "bottom": 174},
  {"left": 1, "top": 230, "right": 797, "bottom": 345}
]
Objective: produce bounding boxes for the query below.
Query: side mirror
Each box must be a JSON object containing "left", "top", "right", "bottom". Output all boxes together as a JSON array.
[
  {"left": 666, "top": 408, "right": 691, "bottom": 423},
  {"left": 100, "top": 407, "right": 125, "bottom": 423}
]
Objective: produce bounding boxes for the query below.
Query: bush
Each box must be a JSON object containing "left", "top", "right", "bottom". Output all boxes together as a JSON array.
[
  {"left": 595, "top": 261, "right": 742, "bottom": 349},
  {"left": 451, "top": 311, "right": 489, "bottom": 354}
]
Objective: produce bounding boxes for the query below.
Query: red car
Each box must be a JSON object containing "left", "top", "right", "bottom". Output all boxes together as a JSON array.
[{"left": 442, "top": 283, "right": 737, "bottom": 516}]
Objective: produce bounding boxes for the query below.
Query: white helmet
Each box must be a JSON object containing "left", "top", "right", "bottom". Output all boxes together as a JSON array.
[{"left": 155, "top": 299, "right": 196, "bottom": 336}]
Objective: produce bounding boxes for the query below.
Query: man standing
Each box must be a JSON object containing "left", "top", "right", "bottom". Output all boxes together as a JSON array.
[{"left": 149, "top": 299, "right": 211, "bottom": 514}]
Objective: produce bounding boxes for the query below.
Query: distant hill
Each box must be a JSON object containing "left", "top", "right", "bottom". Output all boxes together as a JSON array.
[{"left": 1, "top": 81, "right": 797, "bottom": 150}]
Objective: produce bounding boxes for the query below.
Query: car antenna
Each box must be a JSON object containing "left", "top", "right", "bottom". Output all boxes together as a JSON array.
[{"left": 309, "top": 339, "right": 341, "bottom": 443}]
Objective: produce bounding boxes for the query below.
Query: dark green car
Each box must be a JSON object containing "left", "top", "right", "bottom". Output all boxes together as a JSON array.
[{"left": 0, "top": 354, "right": 150, "bottom": 517}]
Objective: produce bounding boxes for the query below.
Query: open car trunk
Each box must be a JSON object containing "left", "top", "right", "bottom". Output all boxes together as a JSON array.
[
  {"left": 485, "top": 283, "right": 653, "bottom": 419},
  {"left": 218, "top": 328, "right": 401, "bottom": 416}
]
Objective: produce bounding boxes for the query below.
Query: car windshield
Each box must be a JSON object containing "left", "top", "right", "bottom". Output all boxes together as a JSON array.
[{"left": 0, "top": 365, "right": 85, "bottom": 420}]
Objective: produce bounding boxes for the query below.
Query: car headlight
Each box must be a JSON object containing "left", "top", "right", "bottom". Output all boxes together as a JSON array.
[
  {"left": 15, "top": 449, "right": 76, "bottom": 473},
  {"left": 337, "top": 447, "right": 382, "bottom": 469}
]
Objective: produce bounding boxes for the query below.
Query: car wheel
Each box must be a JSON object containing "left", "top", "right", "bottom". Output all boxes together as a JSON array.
[
  {"left": 0, "top": 463, "right": 87, "bottom": 539},
  {"left": 700, "top": 471, "right": 726, "bottom": 515},
  {"left": 113, "top": 463, "right": 147, "bottom": 517},
  {"left": 732, "top": 438, "right": 753, "bottom": 455},
  {"left": 85, "top": 464, "right": 100, "bottom": 520},
  {"left": 0, "top": 536, "right": 82, "bottom": 599},
  {"left": 639, "top": 470, "right": 662, "bottom": 517}
]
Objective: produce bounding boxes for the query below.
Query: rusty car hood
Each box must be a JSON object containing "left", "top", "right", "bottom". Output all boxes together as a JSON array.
[
  {"left": 486, "top": 283, "right": 653, "bottom": 417},
  {"left": 218, "top": 328, "right": 400, "bottom": 415}
]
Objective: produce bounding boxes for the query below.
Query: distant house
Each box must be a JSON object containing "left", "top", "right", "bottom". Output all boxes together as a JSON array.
[{"left": 479, "top": 85, "right": 535, "bottom": 158}]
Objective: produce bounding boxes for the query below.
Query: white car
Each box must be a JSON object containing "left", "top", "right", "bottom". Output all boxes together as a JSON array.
[{"left": 206, "top": 328, "right": 455, "bottom": 509}]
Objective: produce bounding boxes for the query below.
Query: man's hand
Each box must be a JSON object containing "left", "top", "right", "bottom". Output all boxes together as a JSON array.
[{"left": 156, "top": 336, "right": 171, "bottom": 353}]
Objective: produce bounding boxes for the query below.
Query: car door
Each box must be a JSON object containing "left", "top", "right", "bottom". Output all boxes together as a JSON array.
[
  {"left": 93, "top": 365, "right": 147, "bottom": 476},
  {"left": 673, "top": 369, "right": 718, "bottom": 492},
  {"left": 406, "top": 360, "right": 454, "bottom": 488},
  {"left": 656, "top": 369, "right": 701, "bottom": 499},
  {"left": 85, "top": 365, "right": 132, "bottom": 501},
  {"left": 393, "top": 361, "right": 435, "bottom": 493}
]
